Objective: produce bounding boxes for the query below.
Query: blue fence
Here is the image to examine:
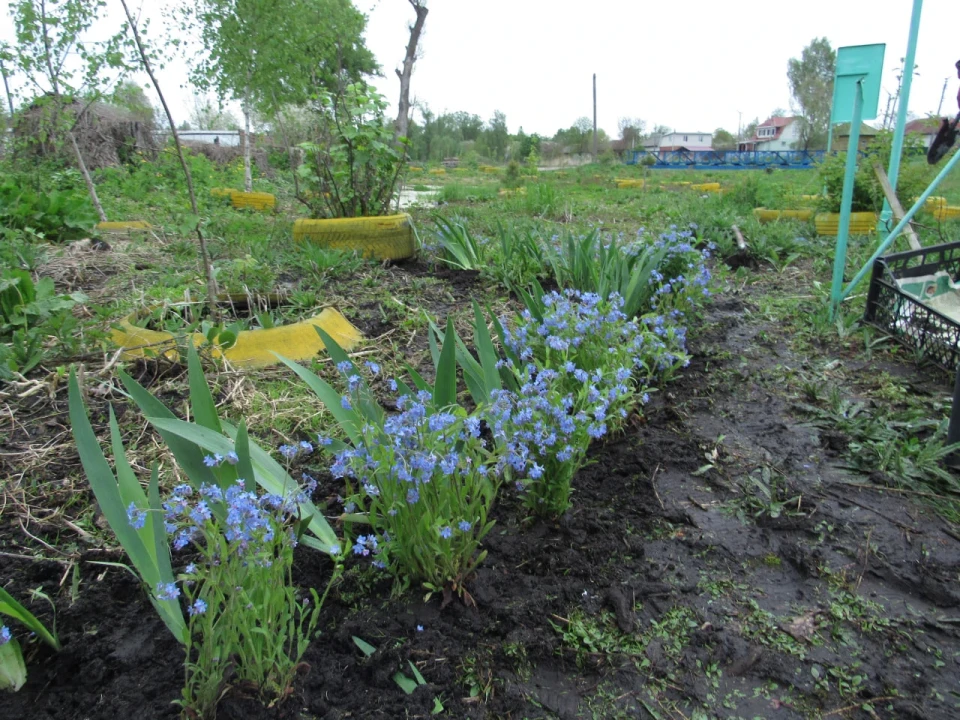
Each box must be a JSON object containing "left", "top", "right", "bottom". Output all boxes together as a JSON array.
[{"left": 627, "top": 149, "right": 827, "bottom": 169}]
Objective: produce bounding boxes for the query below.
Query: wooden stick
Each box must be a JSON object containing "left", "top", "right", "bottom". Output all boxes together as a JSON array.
[
  {"left": 732, "top": 225, "right": 747, "bottom": 251},
  {"left": 872, "top": 162, "right": 921, "bottom": 251}
]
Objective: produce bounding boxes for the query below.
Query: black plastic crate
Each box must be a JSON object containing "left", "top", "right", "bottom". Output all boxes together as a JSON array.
[{"left": 864, "top": 240, "right": 960, "bottom": 373}]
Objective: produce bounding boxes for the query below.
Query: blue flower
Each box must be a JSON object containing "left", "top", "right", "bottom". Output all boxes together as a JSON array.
[
  {"left": 528, "top": 462, "right": 544, "bottom": 479},
  {"left": 203, "top": 454, "right": 220, "bottom": 467},
  {"left": 279, "top": 444, "right": 298, "bottom": 459},
  {"left": 156, "top": 582, "right": 180, "bottom": 602},
  {"left": 184, "top": 563, "right": 197, "bottom": 575},
  {"left": 0, "top": 626, "right": 11, "bottom": 646},
  {"left": 406, "top": 488, "right": 419, "bottom": 504},
  {"left": 458, "top": 520, "right": 472, "bottom": 532},
  {"left": 341, "top": 396, "right": 353, "bottom": 410},
  {"left": 439, "top": 526, "right": 452, "bottom": 539},
  {"left": 416, "top": 624, "right": 424, "bottom": 632},
  {"left": 464, "top": 416, "right": 481, "bottom": 437},
  {"left": 225, "top": 451, "right": 239, "bottom": 465},
  {"left": 126, "top": 501, "right": 147, "bottom": 530},
  {"left": 336, "top": 361, "right": 352, "bottom": 373},
  {"left": 189, "top": 599, "right": 208, "bottom": 616},
  {"left": 299, "top": 440, "right": 314, "bottom": 454},
  {"left": 388, "top": 378, "right": 398, "bottom": 392},
  {"left": 365, "top": 361, "right": 381, "bottom": 375},
  {"left": 317, "top": 435, "right": 333, "bottom": 446}
]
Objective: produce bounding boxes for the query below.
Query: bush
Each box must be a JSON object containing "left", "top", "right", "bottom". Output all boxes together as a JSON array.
[
  {"left": 0, "top": 182, "right": 98, "bottom": 243},
  {"left": 298, "top": 84, "right": 408, "bottom": 218}
]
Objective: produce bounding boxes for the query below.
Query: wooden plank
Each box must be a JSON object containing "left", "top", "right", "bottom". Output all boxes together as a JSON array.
[{"left": 872, "top": 161, "right": 921, "bottom": 251}]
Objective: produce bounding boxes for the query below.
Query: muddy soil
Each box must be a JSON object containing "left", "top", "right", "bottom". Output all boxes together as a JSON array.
[{"left": 3, "top": 273, "right": 960, "bottom": 720}]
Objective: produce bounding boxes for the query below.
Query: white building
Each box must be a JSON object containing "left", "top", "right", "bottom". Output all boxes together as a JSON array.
[
  {"left": 176, "top": 130, "right": 242, "bottom": 147},
  {"left": 642, "top": 131, "right": 713, "bottom": 153},
  {"left": 740, "top": 116, "right": 802, "bottom": 151}
]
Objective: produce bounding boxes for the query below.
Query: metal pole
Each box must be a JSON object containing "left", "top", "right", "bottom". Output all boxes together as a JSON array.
[
  {"left": 592, "top": 73, "right": 598, "bottom": 161},
  {"left": 841, "top": 145, "right": 960, "bottom": 302},
  {"left": 879, "top": 0, "right": 923, "bottom": 236},
  {"left": 830, "top": 81, "right": 864, "bottom": 317}
]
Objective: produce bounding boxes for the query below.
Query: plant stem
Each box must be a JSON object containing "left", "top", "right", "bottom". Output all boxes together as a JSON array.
[{"left": 118, "top": 0, "right": 219, "bottom": 322}]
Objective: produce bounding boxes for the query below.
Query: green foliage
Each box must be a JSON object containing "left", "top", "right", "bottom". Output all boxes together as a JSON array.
[
  {"left": 69, "top": 370, "right": 187, "bottom": 643},
  {"left": 0, "top": 182, "right": 98, "bottom": 242},
  {"left": 182, "top": 0, "right": 375, "bottom": 116},
  {"left": 502, "top": 160, "right": 522, "bottom": 189},
  {"left": 299, "top": 84, "right": 409, "bottom": 218},
  {"left": 0, "top": 586, "right": 60, "bottom": 692},
  {"left": 0, "top": 270, "right": 86, "bottom": 378}
]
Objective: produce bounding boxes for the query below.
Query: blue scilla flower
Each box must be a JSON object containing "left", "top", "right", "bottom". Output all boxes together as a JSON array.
[
  {"left": 406, "top": 488, "right": 419, "bottom": 504},
  {"left": 189, "top": 599, "right": 207, "bottom": 616},
  {"left": 428, "top": 412, "right": 456, "bottom": 433},
  {"left": 458, "top": 520, "right": 472, "bottom": 532},
  {"left": 225, "top": 451, "right": 239, "bottom": 465},
  {"left": 299, "top": 440, "right": 314, "bottom": 454},
  {"left": 203, "top": 454, "right": 220, "bottom": 468},
  {"left": 388, "top": 378, "right": 398, "bottom": 392},
  {"left": 0, "top": 626, "right": 11, "bottom": 645},
  {"left": 439, "top": 526, "right": 452, "bottom": 539},
  {"left": 347, "top": 374, "right": 362, "bottom": 391},
  {"left": 279, "top": 444, "right": 298, "bottom": 459},
  {"left": 156, "top": 582, "right": 180, "bottom": 602},
  {"left": 365, "top": 361, "right": 381, "bottom": 375},
  {"left": 127, "top": 501, "right": 147, "bottom": 530},
  {"left": 336, "top": 361, "right": 352, "bottom": 374},
  {"left": 464, "top": 416, "right": 481, "bottom": 438},
  {"left": 341, "top": 396, "right": 352, "bottom": 410}
]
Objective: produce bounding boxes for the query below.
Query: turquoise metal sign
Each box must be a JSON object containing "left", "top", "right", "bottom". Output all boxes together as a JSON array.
[{"left": 830, "top": 44, "right": 886, "bottom": 123}]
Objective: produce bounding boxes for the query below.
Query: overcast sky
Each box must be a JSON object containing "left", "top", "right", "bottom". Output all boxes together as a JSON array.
[{"left": 4, "top": 0, "right": 959, "bottom": 138}]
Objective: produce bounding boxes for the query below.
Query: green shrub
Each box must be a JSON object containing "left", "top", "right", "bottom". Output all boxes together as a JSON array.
[{"left": 0, "top": 182, "right": 98, "bottom": 243}]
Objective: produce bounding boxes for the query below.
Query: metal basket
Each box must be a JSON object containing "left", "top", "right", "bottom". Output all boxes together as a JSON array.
[{"left": 864, "top": 240, "right": 960, "bottom": 373}]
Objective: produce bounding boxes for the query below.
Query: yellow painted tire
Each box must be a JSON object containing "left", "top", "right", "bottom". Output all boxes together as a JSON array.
[
  {"left": 814, "top": 212, "right": 877, "bottom": 236},
  {"left": 754, "top": 208, "right": 814, "bottom": 223},
  {"left": 428, "top": 168, "right": 446, "bottom": 175},
  {"left": 96, "top": 221, "right": 153, "bottom": 232},
  {"left": 230, "top": 191, "right": 276, "bottom": 211},
  {"left": 691, "top": 182, "right": 721, "bottom": 192},
  {"left": 293, "top": 213, "right": 415, "bottom": 261},
  {"left": 933, "top": 205, "right": 960, "bottom": 222},
  {"left": 110, "top": 299, "right": 362, "bottom": 369},
  {"left": 211, "top": 187, "right": 236, "bottom": 198},
  {"left": 615, "top": 179, "right": 645, "bottom": 189}
]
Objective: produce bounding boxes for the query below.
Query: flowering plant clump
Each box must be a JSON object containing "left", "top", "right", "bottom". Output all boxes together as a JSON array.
[
  {"left": 501, "top": 290, "right": 689, "bottom": 433},
  {"left": 331, "top": 386, "right": 499, "bottom": 599},
  {"left": 155, "top": 475, "right": 331, "bottom": 718},
  {"left": 643, "top": 225, "right": 713, "bottom": 316}
]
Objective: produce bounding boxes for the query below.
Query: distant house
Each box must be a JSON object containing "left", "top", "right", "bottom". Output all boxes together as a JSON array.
[
  {"left": 904, "top": 117, "right": 943, "bottom": 149},
  {"left": 738, "top": 116, "right": 802, "bottom": 152},
  {"left": 831, "top": 122, "right": 879, "bottom": 151},
  {"left": 643, "top": 131, "right": 713, "bottom": 154}
]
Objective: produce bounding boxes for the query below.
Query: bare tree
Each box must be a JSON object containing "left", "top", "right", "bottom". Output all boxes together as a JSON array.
[{"left": 394, "top": 0, "right": 428, "bottom": 140}]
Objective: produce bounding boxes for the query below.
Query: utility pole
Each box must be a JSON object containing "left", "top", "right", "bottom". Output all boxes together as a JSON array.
[
  {"left": 592, "top": 73, "right": 598, "bottom": 161},
  {"left": 737, "top": 110, "right": 742, "bottom": 147},
  {"left": 938, "top": 77, "right": 949, "bottom": 115}
]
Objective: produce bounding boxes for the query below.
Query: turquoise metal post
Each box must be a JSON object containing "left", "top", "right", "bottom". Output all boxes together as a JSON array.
[
  {"left": 830, "top": 80, "right": 864, "bottom": 317},
  {"left": 841, "top": 145, "right": 960, "bottom": 301},
  {"left": 879, "top": 0, "right": 923, "bottom": 234}
]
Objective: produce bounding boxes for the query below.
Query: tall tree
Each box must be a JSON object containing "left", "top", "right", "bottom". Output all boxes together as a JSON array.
[
  {"left": 181, "top": 0, "right": 376, "bottom": 191},
  {"left": 618, "top": 117, "right": 646, "bottom": 149},
  {"left": 485, "top": 110, "right": 508, "bottom": 161},
  {"left": 787, "top": 37, "right": 836, "bottom": 150},
  {"left": 394, "top": 0, "right": 427, "bottom": 141},
  {"left": 713, "top": 128, "right": 736, "bottom": 150},
  {"left": 9, "top": 0, "right": 126, "bottom": 221}
]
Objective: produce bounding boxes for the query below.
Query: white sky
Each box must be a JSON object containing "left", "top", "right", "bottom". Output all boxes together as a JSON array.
[{"left": 3, "top": 0, "right": 959, "bottom": 138}]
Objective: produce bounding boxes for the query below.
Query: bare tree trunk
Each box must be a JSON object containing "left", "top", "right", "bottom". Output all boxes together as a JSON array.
[
  {"left": 119, "top": 0, "right": 219, "bottom": 321},
  {"left": 242, "top": 90, "right": 253, "bottom": 193},
  {"left": 394, "top": 0, "right": 428, "bottom": 140},
  {"left": 0, "top": 58, "right": 12, "bottom": 118},
  {"left": 68, "top": 131, "right": 107, "bottom": 222}
]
